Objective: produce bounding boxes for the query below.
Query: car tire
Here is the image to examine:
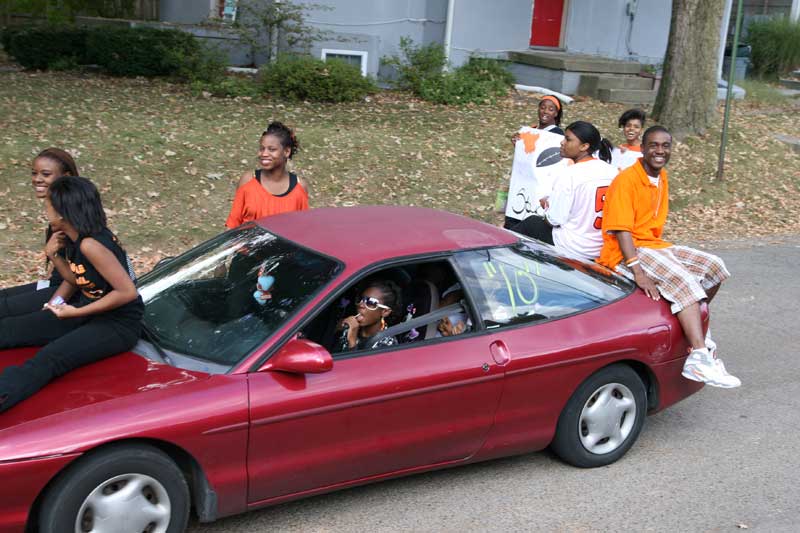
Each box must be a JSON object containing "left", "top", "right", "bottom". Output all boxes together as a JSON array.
[
  {"left": 38, "top": 444, "right": 190, "bottom": 533},
  {"left": 551, "top": 364, "right": 647, "bottom": 468}
]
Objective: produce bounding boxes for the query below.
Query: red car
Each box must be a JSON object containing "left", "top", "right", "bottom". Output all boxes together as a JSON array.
[{"left": 0, "top": 207, "right": 703, "bottom": 533}]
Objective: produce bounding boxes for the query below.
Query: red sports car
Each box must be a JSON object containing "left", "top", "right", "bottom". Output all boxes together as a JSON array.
[{"left": 0, "top": 207, "right": 703, "bottom": 533}]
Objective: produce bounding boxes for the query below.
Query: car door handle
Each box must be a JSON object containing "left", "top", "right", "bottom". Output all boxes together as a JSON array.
[{"left": 489, "top": 340, "right": 511, "bottom": 366}]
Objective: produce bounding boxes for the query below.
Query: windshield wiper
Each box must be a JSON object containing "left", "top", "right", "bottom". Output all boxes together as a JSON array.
[{"left": 140, "top": 322, "right": 176, "bottom": 366}]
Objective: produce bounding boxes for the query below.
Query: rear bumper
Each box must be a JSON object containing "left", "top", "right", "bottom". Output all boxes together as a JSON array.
[
  {"left": 651, "top": 356, "right": 704, "bottom": 412},
  {"left": 0, "top": 453, "right": 80, "bottom": 533}
]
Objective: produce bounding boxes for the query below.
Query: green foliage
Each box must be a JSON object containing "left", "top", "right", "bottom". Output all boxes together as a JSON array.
[
  {"left": 381, "top": 36, "right": 447, "bottom": 94},
  {"left": 382, "top": 39, "right": 514, "bottom": 105},
  {"left": 86, "top": 26, "right": 200, "bottom": 77},
  {"left": 231, "top": 0, "right": 333, "bottom": 65},
  {"left": 191, "top": 75, "right": 260, "bottom": 98},
  {"left": 2, "top": 24, "right": 90, "bottom": 70},
  {"left": 2, "top": 0, "right": 136, "bottom": 23},
  {"left": 748, "top": 16, "right": 800, "bottom": 78},
  {"left": 260, "top": 54, "right": 377, "bottom": 102}
]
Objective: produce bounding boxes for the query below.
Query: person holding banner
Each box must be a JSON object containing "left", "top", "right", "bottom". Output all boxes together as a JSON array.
[
  {"left": 512, "top": 122, "right": 617, "bottom": 260},
  {"left": 503, "top": 96, "right": 568, "bottom": 230},
  {"left": 610, "top": 108, "right": 646, "bottom": 171},
  {"left": 510, "top": 96, "right": 565, "bottom": 145},
  {"left": 598, "top": 126, "right": 740, "bottom": 388}
]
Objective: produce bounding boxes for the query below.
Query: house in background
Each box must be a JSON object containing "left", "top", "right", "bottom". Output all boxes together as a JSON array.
[{"left": 155, "top": 0, "right": 799, "bottom": 103}]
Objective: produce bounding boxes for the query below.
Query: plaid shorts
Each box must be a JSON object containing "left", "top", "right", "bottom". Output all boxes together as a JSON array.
[{"left": 616, "top": 245, "right": 730, "bottom": 314}]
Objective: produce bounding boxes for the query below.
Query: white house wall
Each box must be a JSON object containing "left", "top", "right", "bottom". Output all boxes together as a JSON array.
[
  {"left": 298, "top": 0, "right": 448, "bottom": 78},
  {"left": 563, "top": 0, "right": 672, "bottom": 65},
  {"left": 447, "top": 0, "right": 533, "bottom": 66}
]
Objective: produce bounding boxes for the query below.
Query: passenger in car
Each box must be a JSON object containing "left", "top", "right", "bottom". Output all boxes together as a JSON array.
[
  {"left": 0, "top": 148, "right": 79, "bottom": 319},
  {"left": 0, "top": 177, "right": 143, "bottom": 413},
  {"left": 337, "top": 280, "right": 401, "bottom": 352},
  {"left": 225, "top": 122, "right": 309, "bottom": 228}
]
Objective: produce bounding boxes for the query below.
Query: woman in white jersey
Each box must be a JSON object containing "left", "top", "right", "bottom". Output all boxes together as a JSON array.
[{"left": 513, "top": 121, "right": 617, "bottom": 261}]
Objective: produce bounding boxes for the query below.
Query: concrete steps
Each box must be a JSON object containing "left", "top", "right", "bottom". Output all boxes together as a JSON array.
[
  {"left": 506, "top": 49, "right": 657, "bottom": 103},
  {"left": 597, "top": 88, "right": 656, "bottom": 105}
]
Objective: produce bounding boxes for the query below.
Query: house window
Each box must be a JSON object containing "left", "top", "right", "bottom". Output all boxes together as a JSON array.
[{"left": 321, "top": 49, "right": 368, "bottom": 77}]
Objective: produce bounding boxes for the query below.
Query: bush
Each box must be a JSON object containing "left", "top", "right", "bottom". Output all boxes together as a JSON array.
[
  {"left": 381, "top": 36, "right": 447, "bottom": 94},
  {"left": 748, "top": 16, "right": 800, "bottom": 78},
  {"left": 260, "top": 54, "right": 377, "bottom": 102},
  {"left": 86, "top": 26, "right": 201, "bottom": 77},
  {"left": 3, "top": 24, "right": 90, "bottom": 70},
  {"left": 382, "top": 38, "right": 514, "bottom": 105}
]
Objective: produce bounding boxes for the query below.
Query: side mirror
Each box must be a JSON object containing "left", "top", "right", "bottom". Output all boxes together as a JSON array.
[{"left": 258, "top": 338, "right": 333, "bottom": 374}]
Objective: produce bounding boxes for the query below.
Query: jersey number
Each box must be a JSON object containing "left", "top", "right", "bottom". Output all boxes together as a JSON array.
[{"left": 593, "top": 186, "right": 609, "bottom": 230}]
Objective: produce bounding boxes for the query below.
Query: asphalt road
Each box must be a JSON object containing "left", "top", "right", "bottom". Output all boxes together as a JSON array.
[{"left": 189, "top": 237, "right": 800, "bottom": 533}]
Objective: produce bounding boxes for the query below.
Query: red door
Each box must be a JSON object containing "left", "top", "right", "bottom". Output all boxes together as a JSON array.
[
  {"left": 246, "top": 338, "right": 505, "bottom": 504},
  {"left": 530, "top": 0, "right": 565, "bottom": 47}
]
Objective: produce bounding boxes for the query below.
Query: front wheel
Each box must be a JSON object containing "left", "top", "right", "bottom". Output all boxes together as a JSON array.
[
  {"left": 551, "top": 364, "right": 647, "bottom": 468},
  {"left": 38, "top": 444, "right": 190, "bottom": 533}
]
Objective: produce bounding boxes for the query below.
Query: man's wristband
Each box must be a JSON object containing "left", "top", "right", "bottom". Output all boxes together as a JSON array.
[
  {"left": 625, "top": 256, "right": 640, "bottom": 267},
  {"left": 627, "top": 260, "right": 641, "bottom": 268}
]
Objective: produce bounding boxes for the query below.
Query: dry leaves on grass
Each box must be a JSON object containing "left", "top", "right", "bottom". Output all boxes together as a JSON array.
[{"left": 1, "top": 72, "right": 799, "bottom": 286}]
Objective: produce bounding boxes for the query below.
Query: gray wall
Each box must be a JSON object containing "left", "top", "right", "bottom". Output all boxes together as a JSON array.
[
  {"left": 447, "top": 0, "right": 533, "bottom": 66},
  {"left": 159, "top": 0, "right": 213, "bottom": 24},
  {"left": 564, "top": 0, "right": 671, "bottom": 65},
  {"left": 299, "top": 0, "right": 447, "bottom": 78}
]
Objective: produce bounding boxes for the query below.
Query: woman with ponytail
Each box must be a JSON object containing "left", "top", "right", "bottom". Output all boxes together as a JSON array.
[
  {"left": 512, "top": 121, "right": 618, "bottom": 260},
  {"left": 226, "top": 121, "right": 309, "bottom": 228}
]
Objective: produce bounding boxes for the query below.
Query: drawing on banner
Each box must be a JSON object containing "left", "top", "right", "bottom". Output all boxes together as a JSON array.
[{"left": 505, "top": 127, "right": 568, "bottom": 223}]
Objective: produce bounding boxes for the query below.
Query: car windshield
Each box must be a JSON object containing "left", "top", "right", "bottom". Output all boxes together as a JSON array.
[{"left": 136, "top": 225, "right": 340, "bottom": 366}]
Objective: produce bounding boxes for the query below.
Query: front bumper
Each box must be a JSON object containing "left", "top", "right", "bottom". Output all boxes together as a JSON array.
[{"left": 0, "top": 453, "right": 80, "bottom": 533}]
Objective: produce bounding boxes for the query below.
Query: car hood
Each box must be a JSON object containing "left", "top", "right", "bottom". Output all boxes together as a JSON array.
[{"left": 0, "top": 347, "right": 215, "bottom": 458}]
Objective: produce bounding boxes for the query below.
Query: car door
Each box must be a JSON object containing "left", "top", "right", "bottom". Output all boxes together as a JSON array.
[
  {"left": 451, "top": 242, "right": 635, "bottom": 456},
  {"left": 246, "top": 308, "right": 504, "bottom": 504}
]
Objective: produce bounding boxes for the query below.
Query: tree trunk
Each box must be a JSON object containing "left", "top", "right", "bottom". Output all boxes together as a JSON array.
[{"left": 652, "top": 0, "right": 726, "bottom": 140}]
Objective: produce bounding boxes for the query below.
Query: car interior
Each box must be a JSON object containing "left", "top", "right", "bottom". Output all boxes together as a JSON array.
[{"left": 300, "top": 259, "right": 473, "bottom": 356}]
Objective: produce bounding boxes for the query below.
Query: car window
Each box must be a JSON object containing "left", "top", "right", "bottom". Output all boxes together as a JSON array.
[
  {"left": 136, "top": 225, "right": 340, "bottom": 366},
  {"left": 454, "top": 242, "right": 632, "bottom": 329},
  {"left": 300, "top": 260, "right": 474, "bottom": 357}
]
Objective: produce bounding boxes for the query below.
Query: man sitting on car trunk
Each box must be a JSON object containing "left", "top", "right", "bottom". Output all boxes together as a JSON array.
[{"left": 597, "top": 126, "right": 741, "bottom": 388}]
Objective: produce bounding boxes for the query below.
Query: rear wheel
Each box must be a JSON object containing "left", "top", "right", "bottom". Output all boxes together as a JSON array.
[
  {"left": 551, "top": 364, "right": 647, "bottom": 468},
  {"left": 38, "top": 444, "right": 190, "bottom": 533}
]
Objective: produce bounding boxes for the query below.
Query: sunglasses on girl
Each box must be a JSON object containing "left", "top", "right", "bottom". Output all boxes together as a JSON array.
[{"left": 358, "top": 296, "right": 390, "bottom": 311}]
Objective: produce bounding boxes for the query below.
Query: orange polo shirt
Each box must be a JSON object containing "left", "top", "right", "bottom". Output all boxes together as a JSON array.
[{"left": 597, "top": 159, "right": 671, "bottom": 269}]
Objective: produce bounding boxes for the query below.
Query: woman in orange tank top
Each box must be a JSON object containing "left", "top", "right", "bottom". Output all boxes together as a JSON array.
[{"left": 225, "top": 122, "right": 309, "bottom": 228}]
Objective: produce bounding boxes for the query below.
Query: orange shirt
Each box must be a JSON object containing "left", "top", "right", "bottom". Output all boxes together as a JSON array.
[
  {"left": 225, "top": 174, "right": 309, "bottom": 228},
  {"left": 597, "top": 160, "right": 671, "bottom": 269}
]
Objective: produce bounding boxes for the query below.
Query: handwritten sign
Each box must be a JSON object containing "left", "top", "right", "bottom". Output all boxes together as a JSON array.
[{"left": 505, "top": 127, "right": 568, "bottom": 222}]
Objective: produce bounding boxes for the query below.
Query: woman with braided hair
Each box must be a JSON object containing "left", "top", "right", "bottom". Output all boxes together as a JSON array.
[{"left": 225, "top": 121, "right": 309, "bottom": 228}]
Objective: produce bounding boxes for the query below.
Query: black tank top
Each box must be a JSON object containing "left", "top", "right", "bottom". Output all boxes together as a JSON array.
[
  {"left": 254, "top": 170, "right": 298, "bottom": 197},
  {"left": 69, "top": 229, "right": 143, "bottom": 318}
]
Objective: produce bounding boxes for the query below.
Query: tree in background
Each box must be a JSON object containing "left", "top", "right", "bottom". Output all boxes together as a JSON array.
[
  {"left": 652, "top": 0, "right": 726, "bottom": 139},
  {"left": 232, "top": 0, "right": 333, "bottom": 66}
]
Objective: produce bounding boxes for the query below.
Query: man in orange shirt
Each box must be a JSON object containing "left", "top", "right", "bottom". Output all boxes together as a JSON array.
[{"left": 598, "top": 126, "right": 740, "bottom": 388}]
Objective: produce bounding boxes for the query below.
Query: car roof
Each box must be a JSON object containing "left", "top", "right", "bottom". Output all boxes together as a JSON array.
[{"left": 257, "top": 206, "right": 517, "bottom": 266}]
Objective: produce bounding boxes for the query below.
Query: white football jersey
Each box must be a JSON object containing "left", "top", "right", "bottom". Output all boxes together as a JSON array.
[{"left": 545, "top": 158, "right": 619, "bottom": 260}]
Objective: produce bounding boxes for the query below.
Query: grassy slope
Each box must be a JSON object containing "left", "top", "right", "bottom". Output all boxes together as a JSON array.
[{"left": 1, "top": 71, "right": 798, "bottom": 286}]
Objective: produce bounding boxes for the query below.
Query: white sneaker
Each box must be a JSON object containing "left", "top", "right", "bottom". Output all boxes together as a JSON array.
[
  {"left": 682, "top": 349, "right": 741, "bottom": 388},
  {"left": 705, "top": 330, "right": 717, "bottom": 358}
]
